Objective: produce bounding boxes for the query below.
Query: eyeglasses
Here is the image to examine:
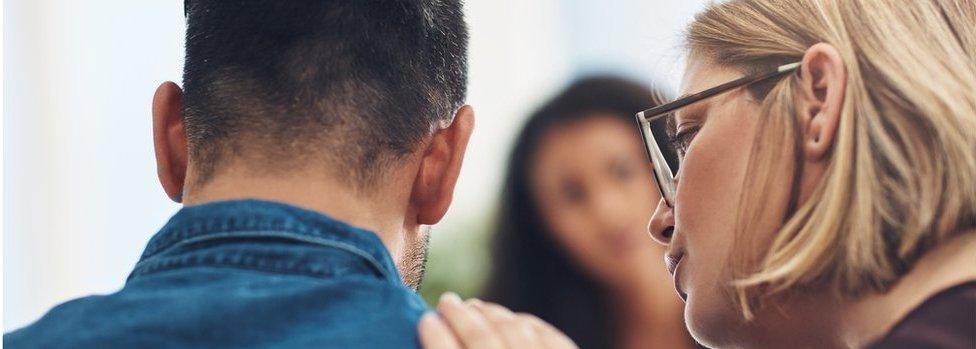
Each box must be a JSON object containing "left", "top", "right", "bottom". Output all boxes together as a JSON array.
[{"left": 634, "top": 62, "right": 801, "bottom": 207}]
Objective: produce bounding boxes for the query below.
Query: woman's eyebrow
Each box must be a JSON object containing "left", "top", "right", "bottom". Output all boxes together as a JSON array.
[
  {"left": 670, "top": 101, "right": 708, "bottom": 137},
  {"left": 673, "top": 99, "right": 708, "bottom": 123}
]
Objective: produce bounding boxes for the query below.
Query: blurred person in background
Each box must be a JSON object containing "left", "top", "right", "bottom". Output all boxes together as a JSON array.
[
  {"left": 419, "top": 0, "right": 976, "bottom": 348},
  {"left": 482, "top": 77, "right": 697, "bottom": 349}
]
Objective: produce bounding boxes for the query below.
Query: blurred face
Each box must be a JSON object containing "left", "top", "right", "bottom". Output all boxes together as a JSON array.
[
  {"left": 649, "top": 59, "right": 796, "bottom": 346},
  {"left": 529, "top": 115, "right": 668, "bottom": 288}
]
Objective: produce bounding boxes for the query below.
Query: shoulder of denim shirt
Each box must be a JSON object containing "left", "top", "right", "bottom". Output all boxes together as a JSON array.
[
  {"left": 4, "top": 269, "right": 429, "bottom": 348},
  {"left": 2, "top": 199, "right": 430, "bottom": 348}
]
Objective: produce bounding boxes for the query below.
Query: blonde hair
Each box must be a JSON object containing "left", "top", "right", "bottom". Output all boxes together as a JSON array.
[{"left": 686, "top": 0, "right": 976, "bottom": 318}]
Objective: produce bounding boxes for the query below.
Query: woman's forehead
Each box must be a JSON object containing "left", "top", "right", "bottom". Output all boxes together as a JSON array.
[
  {"left": 675, "top": 59, "right": 746, "bottom": 120},
  {"left": 531, "top": 117, "right": 640, "bottom": 172},
  {"left": 679, "top": 59, "right": 742, "bottom": 100}
]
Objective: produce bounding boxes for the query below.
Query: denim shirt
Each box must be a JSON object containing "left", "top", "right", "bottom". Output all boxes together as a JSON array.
[{"left": 4, "top": 199, "right": 429, "bottom": 348}]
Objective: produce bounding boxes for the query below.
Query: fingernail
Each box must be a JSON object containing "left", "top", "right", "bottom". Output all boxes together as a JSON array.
[
  {"left": 419, "top": 312, "right": 438, "bottom": 325},
  {"left": 440, "top": 292, "right": 462, "bottom": 305}
]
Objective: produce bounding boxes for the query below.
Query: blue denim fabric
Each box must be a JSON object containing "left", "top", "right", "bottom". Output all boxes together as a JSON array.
[{"left": 4, "top": 199, "right": 428, "bottom": 348}]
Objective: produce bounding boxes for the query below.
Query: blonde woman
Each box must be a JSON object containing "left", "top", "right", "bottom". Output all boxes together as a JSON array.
[{"left": 418, "top": 0, "right": 976, "bottom": 348}]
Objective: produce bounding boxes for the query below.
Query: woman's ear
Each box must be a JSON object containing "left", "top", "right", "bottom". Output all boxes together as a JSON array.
[
  {"left": 409, "top": 106, "right": 475, "bottom": 225},
  {"left": 797, "top": 43, "right": 847, "bottom": 161},
  {"left": 152, "top": 82, "right": 189, "bottom": 203}
]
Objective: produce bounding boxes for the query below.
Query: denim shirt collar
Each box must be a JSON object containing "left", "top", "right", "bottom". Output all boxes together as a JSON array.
[{"left": 129, "top": 199, "right": 402, "bottom": 285}]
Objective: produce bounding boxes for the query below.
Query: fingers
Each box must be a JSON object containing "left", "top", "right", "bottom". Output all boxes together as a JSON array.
[
  {"left": 436, "top": 293, "right": 506, "bottom": 349},
  {"left": 520, "top": 313, "right": 579, "bottom": 349},
  {"left": 419, "top": 312, "right": 462, "bottom": 349},
  {"left": 429, "top": 293, "right": 578, "bottom": 349},
  {"left": 472, "top": 301, "right": 577, "bottom": 349},
  {"left": 469, "top": 300, "right": 542, "bottom": 348}
]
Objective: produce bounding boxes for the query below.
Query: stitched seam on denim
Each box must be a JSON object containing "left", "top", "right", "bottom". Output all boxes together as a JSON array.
[
  {"left": 144, "top": 218, "right": 333, "bottom": 258},
  {"left": 129, "top": 256, "right": 339, "bottom": 281},
  {"left": 145, "top": 208, "right": 355, "bottom": 257},
  {"left": 134, "top": 230, "right": 392, "bottom": 282},
  {"left": 127, "top": 264, "right": 361, "bottom": 285}
]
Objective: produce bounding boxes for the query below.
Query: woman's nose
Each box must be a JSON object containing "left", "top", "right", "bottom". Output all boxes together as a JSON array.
[
  {"left": 588, "top": 183, "right": 631, "bottom": 229},
  {"left": 647, "top": 198, "right": 675, "bottom": 245}
]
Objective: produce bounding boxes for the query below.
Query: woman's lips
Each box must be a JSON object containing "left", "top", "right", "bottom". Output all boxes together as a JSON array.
[{"left": 665, "top": 252, "right": 688, "bottom": 301}]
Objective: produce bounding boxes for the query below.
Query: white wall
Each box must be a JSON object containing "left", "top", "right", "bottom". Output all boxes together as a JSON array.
[
  {"left": 4, "top": 0, "right": 185, "bottom": 331},
  {"left": 3, "top": 0, "right": 708, "bottom": 331}
]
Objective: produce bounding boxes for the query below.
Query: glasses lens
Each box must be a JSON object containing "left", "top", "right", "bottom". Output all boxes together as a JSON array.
[
  {"left": 646, "top": 112, "right": 680, "bottom": 174},
  {"left": 637, "top": 111, "right": 680, "bottom": 206}
]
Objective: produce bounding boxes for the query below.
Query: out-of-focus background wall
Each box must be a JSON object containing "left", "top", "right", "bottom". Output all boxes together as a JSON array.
[{"left": 3, "top": 0, "right": 708, "bottom": 331}]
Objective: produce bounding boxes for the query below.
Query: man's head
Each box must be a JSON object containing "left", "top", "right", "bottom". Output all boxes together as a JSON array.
[
  {"left": 150, "top": 0, "right": 473, "bottom": 290},
  {"left": 183, "top": 0, "right": 468, "bottom": 187}
]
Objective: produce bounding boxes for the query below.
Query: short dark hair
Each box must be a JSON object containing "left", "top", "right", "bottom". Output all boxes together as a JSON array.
[{"left": 181, "top": 1, "right": 468, "bottom": 187}]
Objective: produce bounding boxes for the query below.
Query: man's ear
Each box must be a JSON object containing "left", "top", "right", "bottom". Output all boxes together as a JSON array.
[
  {"left": 410, "top": 105, "right": 475, "bottom": 225},
  {"left": 797, "top": 43, "right": 847, "bottom": 161},
  {"left": 152, "top": 81, "right": 189, "bottom": 203}
]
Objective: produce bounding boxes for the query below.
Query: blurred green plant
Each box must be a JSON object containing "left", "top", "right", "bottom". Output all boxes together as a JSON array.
[{"left": 419, "top": 213, "right": 494, "bottom": 305}]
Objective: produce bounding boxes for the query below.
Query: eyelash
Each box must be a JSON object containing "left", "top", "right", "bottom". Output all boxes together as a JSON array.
[{"left": 670, "top": 126, "right": 701, "bottom": 157}]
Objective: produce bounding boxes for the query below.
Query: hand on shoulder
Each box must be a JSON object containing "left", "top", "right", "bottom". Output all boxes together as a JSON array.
[{"left": 418, "top": 293, "right": 578, "bottom": 349}]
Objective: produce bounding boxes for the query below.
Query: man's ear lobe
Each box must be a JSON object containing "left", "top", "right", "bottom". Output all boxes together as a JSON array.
[
  {"left": 152, "top": 82, "right": 189, "bottom": 203},
  {"left": 411, "top": 105, "right": 475, "bottom": 225},
  {"left": 798, "top": 43, "right": 847, "bottom": 161}
]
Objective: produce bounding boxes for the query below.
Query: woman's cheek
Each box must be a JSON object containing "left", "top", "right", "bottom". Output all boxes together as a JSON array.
[
  {"left": 547, "top": 208, "right": 594, "bottom": 257},
  {"left": 673, "top": 113, "right": 760, "bottom": 278},
  {"left": 675, "top": 121, "right": 761, "bottom": 346},
  {"left": 675, "top": 126, "right": 750, "bottom": 225}
]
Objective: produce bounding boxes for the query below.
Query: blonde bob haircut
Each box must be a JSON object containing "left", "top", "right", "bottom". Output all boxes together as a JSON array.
[{"left": 686, "top": 0, "right": 976, "bottom": 318}]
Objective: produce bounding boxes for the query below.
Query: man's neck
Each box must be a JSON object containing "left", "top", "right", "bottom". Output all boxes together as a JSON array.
[{"left": 181, "top": 168, "right": 411, "bottom": 261}]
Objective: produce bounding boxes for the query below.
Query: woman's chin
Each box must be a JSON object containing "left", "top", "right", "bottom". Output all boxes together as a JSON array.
[{"left": 684, "top": 291, "right": 745, "bottom": 349}]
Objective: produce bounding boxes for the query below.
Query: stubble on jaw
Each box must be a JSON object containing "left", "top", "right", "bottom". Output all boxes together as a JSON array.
[{"left": 397, "top": 226, "right": 431, "bottom": 291}]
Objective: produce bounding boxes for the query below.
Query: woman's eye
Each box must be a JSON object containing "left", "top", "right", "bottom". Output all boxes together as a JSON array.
[
  {"left": 610, "top": 159, "right": 636, "bottom": 181},
  {"left": 670, "top": 126, "right": 701, "bottom": 157},
  {"left": 560, "top": 182, "right": 586, "bottom": 204}
]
